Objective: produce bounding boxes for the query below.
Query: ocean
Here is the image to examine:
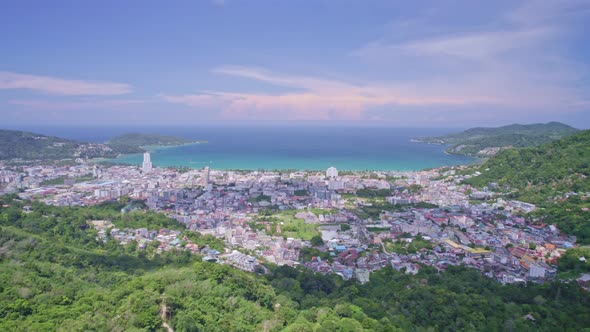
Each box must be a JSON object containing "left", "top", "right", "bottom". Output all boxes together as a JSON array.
[{"left": 14, "top": 126, "right": 475, "bottom": 171}]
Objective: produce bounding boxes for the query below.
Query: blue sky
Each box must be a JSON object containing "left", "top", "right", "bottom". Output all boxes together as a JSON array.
[{"left": 1, "top": 0, "right": 589, "bottom": 127}]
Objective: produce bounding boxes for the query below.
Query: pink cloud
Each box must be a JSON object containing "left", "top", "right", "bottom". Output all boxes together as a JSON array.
[
  {"left": 163, "top": 67, "right": 500, "bottom": 121},
  {"left": 0, "top": 71, "right": 132, "bottom": 95},
  {"left": 161, "top": 2, "right": 588, "bottom": 122}
]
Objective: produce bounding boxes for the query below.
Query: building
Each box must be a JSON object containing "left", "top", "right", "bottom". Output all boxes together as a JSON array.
[
  {"left": 203, "top": 166, "right": 210, "bottom": 186},
  {"left": 529, "top": 264, "right": 546, "bottom": 278},
  {"left": 224, "top": 250, "right": 258, "bottom": 272},
  {"left": 142, "top": 152, "right": 153, "bottom": 172},
  {"left": 355, "top": 268, "right": 370, "bottom": 284},
  {"left": 326, "top": 166, "right": 338, "bottom": 178},
  {"left": 328, "top": 180, "right": 345, "bottom": 190}
]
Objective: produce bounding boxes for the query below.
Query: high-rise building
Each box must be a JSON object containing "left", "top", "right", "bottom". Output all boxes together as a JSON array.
[
  {"left": 203, "top": 166, "right": 210, "bottom": 186},
  {"left": 142, "top": 152, "right": 153, "bottom": 172},
  {"left": 326, "top": 166, "right": 338, "bottom": 178}
]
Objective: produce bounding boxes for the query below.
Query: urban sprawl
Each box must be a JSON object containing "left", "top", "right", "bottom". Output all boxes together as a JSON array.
[{"left": 0, "top": 152, "right": 581, "bottom": 286}]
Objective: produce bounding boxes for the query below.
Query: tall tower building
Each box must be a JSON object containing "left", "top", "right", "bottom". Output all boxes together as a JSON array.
[
  {"left": 142, "top": 152, "right": 153, "bottom": 172},
  {"left": 203, "top": 166, "right": 210, "bottom": 186}
]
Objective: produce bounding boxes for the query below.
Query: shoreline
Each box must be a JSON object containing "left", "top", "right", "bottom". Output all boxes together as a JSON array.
[
  {"left": 141, "top": 141, "right": 207, "bottom": 152},
  {"left": 91, "top": 153, "right": 485, "bottom": 173},
  {"left": 91, "top": 140, "right": 485, "bottom": 172}
]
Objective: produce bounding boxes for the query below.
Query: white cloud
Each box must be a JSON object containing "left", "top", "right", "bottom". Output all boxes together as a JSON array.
[
  {"left": 0, "top": 71, "right": 132, "bottom": 95},
  {"left": 163, "top": 0, "right": 590, "bottom": 123},
  {"left": 350, "top": 0, "right": 589, "bottom": 115},
  {"left": 9, "top": 98, "right": 146, "bottom": 110},
  {"left": 359, "top": 27, "right": 553, "bottom": 60},
  {"left": 163, "top": 66, "right": 500, "bottom": 121}
]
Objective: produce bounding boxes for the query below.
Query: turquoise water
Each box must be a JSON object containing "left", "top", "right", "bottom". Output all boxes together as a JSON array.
[{"left": 101, "top": 127, "right": 474, "bottom": 171}]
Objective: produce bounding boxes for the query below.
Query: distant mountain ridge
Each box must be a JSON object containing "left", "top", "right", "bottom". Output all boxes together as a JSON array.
[
  {"left": 0, "top": 129, "right": 116, "bottom": 160},
  {"left": 420, "top": 122, "right": 579, "bottom": 157},
  {"left": 0, "top": 129, "right": 201, "bottom": 160}
]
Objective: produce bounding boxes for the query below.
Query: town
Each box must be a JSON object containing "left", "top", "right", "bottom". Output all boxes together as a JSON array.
[{"left": 0, "top": 153, "right": 584, "bottom": 287}]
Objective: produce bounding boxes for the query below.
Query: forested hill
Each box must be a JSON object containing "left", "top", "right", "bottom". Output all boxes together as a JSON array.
[
  {"left": 0, "top": 129, "right": 116, "bottom": 160},
  {"left": 1, "top": 197, "right": 589, "bottom": 331},
  {"left": 0, "top": 130, "right": 200, "bottom": 160},
  {"left": 421, "top": 122, "right": 579, "bottom": 157},
  {"left": 465, "top": 129, "right": 590, "bottom": 243},
  {"left": 106, "top": 133, "right": 198, "bottom": 154}
]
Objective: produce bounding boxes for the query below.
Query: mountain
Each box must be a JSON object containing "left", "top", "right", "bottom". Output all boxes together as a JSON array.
[
  {"left": 0, "top": 129, "right": 116, "bottom": 160},
  {"left": 0, "top": 130, "right": 201, "bottom": 160},
  {"left": 464, "top": 129, "right": 590, "bottom": 243},
  {"left": 421, "top": 122, "right": 579, "bottom": 157},
  {"left": 106, "top": 133, "right": 198, "bottom": 154}
]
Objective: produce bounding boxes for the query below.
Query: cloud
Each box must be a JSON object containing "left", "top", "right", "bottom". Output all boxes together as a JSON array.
[
  {"left": 8, "top": 98, "right": 146, "bottom": 110},
  {"left": 355, "top": 27, "right": 553, "bottom": 61},
  {"left": 163, "top": 66, "right": 500, "bottom": 121},
  {"left": 350, "top": 0, "right": 590, "bottom": 115},
  {"left": 506, "top": 0, "right": 590, "bottom": 26},
  {"left": 0, "top": 71, "right": 132, "bottom": 95},
  {"left": 161, "top": 0, "right": 589, "bottom": 124}
]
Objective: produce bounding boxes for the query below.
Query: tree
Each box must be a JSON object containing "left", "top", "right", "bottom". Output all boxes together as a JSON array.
[{"left": 310, "top": 235, "right": 324, "bottom": 246}]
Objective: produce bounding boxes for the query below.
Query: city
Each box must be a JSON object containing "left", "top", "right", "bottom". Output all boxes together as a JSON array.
[{"left": 1, "top": 151, "right": 582, "bottom": 287}]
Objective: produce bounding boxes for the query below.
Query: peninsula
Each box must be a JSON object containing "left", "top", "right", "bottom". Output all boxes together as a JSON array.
[
  {"left": 0, "top": 130, "right": 205, "bottom": 161},
  {"left": 106, "top": 133, "right": 206, "bottom": 154},
  {"left": 418, "top": 122, "right": 578, "bottom": 157}
]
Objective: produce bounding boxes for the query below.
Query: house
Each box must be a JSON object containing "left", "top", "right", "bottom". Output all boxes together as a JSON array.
[
  {"left": 355, "top": 268, "right": 370, "bottom": 284},
  {"left": 576, "top": 274, "right": 590, "bottom": 287}
]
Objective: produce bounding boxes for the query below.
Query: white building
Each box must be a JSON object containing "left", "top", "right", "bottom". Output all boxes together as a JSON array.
[
  {"left": 328, "top": 180, "right": 345, "bottom": 190},
  {"left": 529, "top": 264, "right": 546, "bottom": 278},
  {"left": 326, "top": 166, "right": 338, "bottom": 178},
  {"left": 203, "top": 166, "right": 210, "bottom": 186},
  {"left": 142, "top": 152, "right": 153, "bottom": 172}
]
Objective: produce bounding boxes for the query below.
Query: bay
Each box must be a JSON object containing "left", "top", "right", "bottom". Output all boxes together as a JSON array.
[
  {"left": 15, "top": 126, "right": 475, "bottom": 171},
  {"left": 108, "top": 127, "right": 474, "bottom": 171}
]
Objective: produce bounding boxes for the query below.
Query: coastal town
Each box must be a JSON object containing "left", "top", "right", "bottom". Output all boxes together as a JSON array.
[{"left": 0, "top": 153, "right": 586, "bottom": 287}]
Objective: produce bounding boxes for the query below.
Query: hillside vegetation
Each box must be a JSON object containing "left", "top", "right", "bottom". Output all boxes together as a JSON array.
[
  {"left": 1, "top": 196, "right": 590, "bottom": 331},
  {"left": 465, "top": 130, "right": 590, "bottom": 242},
  {"left": 422, "top": 122, "right": 578, "bottom": 157},
  {"left": 0, "top": 129, "right": 116, "bottom": 160},
  {"left": 0, "top": 130, "right": 202, "bottom": 160}
]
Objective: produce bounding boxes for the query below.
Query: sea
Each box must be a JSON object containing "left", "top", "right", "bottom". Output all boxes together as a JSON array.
[{"left": 14, "top": 126, "right": 476, "bottom": 171}]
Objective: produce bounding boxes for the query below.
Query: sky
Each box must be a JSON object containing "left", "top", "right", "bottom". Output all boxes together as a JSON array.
[{"left": 1, "top": 0, "right": 590, "bottom": 128}]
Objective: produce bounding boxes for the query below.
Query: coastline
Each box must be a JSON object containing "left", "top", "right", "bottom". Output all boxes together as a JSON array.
[
  {"left": 141, "top": 141, "right": 208, "bottom": 152},
  {"left": 97, "top": 140, "right": 479, "bottom": 171},
  {"left": 91, "top": 141, "right": 207, "bottom": 165}
]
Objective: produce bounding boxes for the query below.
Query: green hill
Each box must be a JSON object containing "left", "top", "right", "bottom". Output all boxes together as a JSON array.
[
  {"left": 1, "top": 197, "right": 589, "bottom": 331},
  {"left": 465, "top": 130, "right": 590, "bottom": 242},
  {"left": 0, "top": 130, "right": 201, "bottom": 160},
  {"left": 0, "top": 129, "right": 116, "bottom": 160},
  {"left": 106, "top": 133, "right": 197, "bottom": 154},
  {"left": 421, "top": 122, "right": 579, "bottom": 157}
]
